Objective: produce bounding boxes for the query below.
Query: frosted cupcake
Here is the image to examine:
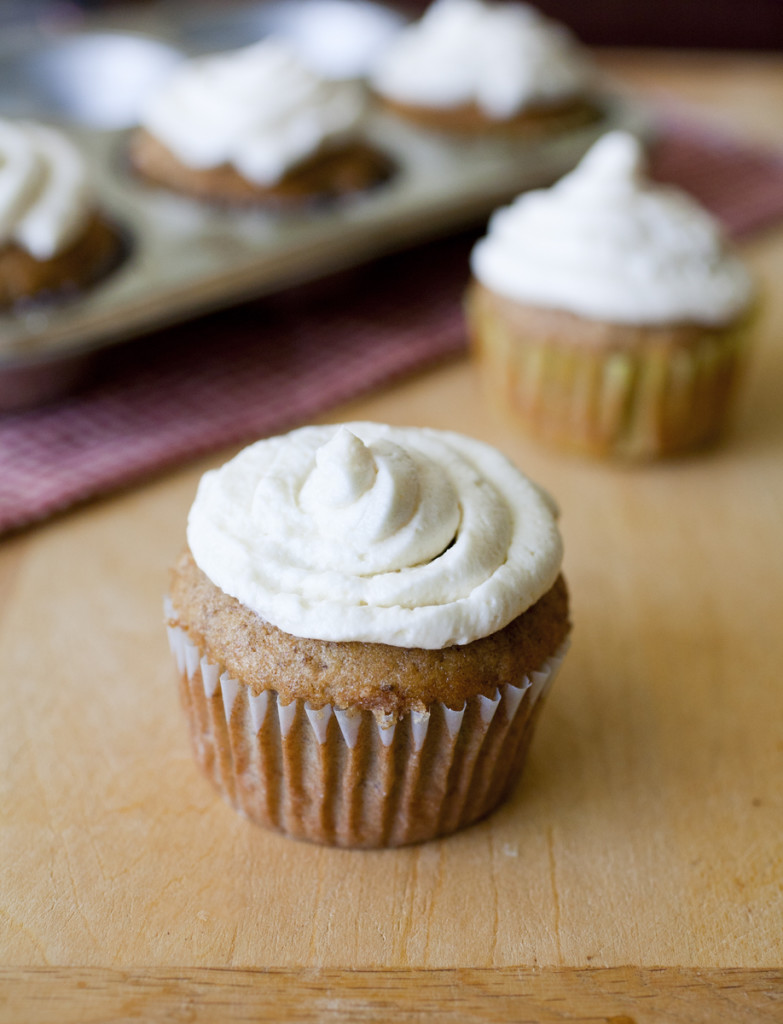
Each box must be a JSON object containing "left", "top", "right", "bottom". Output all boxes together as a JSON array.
[
  {"left": 468, "top": 132, "right": 756, "bottom": 458},
  {"left": 370, "top": 0, "right": 598, "bottom": 136},
  {"left": 166, "top": 422, "right": 570, "bottom": 848},
  {"left": 0, "top": 119, "right": 121, "bottom": 309},
  {"left": 131, "top": 40, "right": 392, "bottom": 206}
]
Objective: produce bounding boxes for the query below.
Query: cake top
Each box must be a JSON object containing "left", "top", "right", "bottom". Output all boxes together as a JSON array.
[
  {"left": 470, "top": 130, "right": 754, "bottom": 326},
  {"left": 187, "top": 422, "right": 563, "bottom": 649},
  {"left": 139, "top": 39, "right": 367, "bottom": 186},
  {"left": 371, "top": 0, "right": 592, "bottom": 119},
  {"left": 0, "top": 118, "right": 92, "bottom": 260}
]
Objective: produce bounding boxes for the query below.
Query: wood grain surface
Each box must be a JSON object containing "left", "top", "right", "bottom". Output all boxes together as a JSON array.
[
  {"left": 2, "top": 50, "right": 783, "bottom": 1022},
  {"left": 2, "top": 967, "right": 782, "bottom": 1023}
]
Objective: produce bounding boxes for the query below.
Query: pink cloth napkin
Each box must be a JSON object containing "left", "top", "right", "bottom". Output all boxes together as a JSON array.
[
  {"left": 650, "top": 111, "right": 783, "bottom": 236},
  {"left": 2, "top": 114, "right": 783, "bottom": 535}
]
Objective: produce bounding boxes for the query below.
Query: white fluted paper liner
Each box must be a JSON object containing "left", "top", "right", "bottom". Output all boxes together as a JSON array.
[
  {"left": 277, "top": 698, "right": 297, "bottom": 738},
  {"left": 183, "top": 638, "right": 200, "bottom": 681},
  {"left": 220, "top": 673, "right": 239, "bottom": 721},
  {"left": 248, "top": 690, "right": 269, "bottom": 733},
  {"left": 167, "top": 620, "right": 568, "bottom": 747},
  {"left": 166, "top": 612, "right": 570, "bottom": 847},
  {"left": 478, "top": 690, "right": 501, "bottom": 724},
  {"left": 410, "top": 709, "right": 430, "bottom": 752},
  {"left": 305, "top": 701, "right": 333, "bottom": 744},
  {"left": 200, "top": 657, "right": 220, "bottom": 699},
  {"left": 334, "top": 706, "right": 361, "bottom": 747}
]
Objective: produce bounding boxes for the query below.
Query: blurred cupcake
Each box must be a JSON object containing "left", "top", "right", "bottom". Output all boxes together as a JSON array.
[
  {"left": 130, "top": 40, "right": 393, "bottom": 206},
  {"left": 0, "top": 119, "right": 122, "bottom": 309},
  {"left": 468, "top": 131, "right": 756, "bottom": 458},
  {"left": 370, "top": 0, "right": 598, "bottom": 136},
  {"left": 166, "top": 422, "right": 570, "bottom": 848}
]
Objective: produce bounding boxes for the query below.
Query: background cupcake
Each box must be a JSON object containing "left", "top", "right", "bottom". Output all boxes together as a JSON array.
[
  {"left": 0, "top": 118, "right": 121, "bottom": 309},
  {"left": 467, "top": 131, "right": 756, "bottom": 458},
  {"left": 370, "top": 0, "right": 598, "bottom": 136},
  {"left": 131, "top": 39, "right": 393, "bottom": 207},
  {"left": 166, "top": 422, "right": 570, "bottom": 848}
]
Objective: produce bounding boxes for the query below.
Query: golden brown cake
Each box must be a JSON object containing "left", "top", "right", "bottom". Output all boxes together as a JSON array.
[
  {"left": 166, "top": 422, "right": 571, "bottom": 847},
  {"left": 468, "top": 132, "right": 756, "bottom": 459},
  {"left": 377, "top": 95, "right": 600, "bottom": 138},
  {"left": 133, "top": 40, "right": 392, "bottom": 207},
  {"left": 130, "top": 129, "right": 393, "bottom": 207},
  {"left": 0, "top": 119, "right": 122, "bottom": 309},
  {"left": 0, "top": 214, "right": 121, "bottom": 310}
]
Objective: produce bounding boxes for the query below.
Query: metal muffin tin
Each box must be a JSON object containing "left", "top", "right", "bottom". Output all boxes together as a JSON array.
[{"left": 0, "top": 0, "right": 650, "bottom": 410}]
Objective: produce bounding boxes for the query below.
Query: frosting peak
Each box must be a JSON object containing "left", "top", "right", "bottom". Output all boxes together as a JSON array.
[
  {"left": 140, "top": 40, "right": 367, "bottom": 185},
  {"left": 187, "top": 423, "right": 563, "bottom": 648},
  {"left": 310, "top": 428, "right": 378, "bottom": 507},
  {"left": 0, "top": 119, "right": 91, "bottom": 260},
  {"left": 471, "top": 131, "right": 754, "bottom": 326},
  {"left": 296, "top": 428, "right": 451, "bottom": 562},
  {"left": 571, "top": 129, "right": 645, "bottom": 191},
  {"left": 371, "top": 0, "right": 592, "bottom": 119}
]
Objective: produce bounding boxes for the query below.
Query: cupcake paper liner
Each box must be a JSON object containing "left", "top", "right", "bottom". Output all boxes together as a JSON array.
[
  {"left": 165, "top": 605, "right": 569, "bottom": 848},
  {"left": 468, "top": 285, "right": 755, "bottom": 458}
]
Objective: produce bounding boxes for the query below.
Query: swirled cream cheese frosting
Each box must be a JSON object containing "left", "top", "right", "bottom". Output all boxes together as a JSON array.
[
  {"left": 187, "top": 423, "right": 563, "bottom": 649},
  {"left": 471, "top": 131, "right": 754, "bottom": 326},
  {"left": 371, "top": 0, "right": 592, "bottom": 119},
  {"left": 139, "top": 40, "right": 367, "bottom": 186},
  {"left": 0, "top": 119, "right": 91, "bottom": 260}
]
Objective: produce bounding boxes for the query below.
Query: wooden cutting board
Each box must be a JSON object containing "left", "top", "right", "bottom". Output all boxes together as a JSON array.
[
  {"left": 3, "top": 340, "right": 783, "bottom": 1018},
  {"left": 2, "top": 51, "right": 783, "bottom": 1024}
]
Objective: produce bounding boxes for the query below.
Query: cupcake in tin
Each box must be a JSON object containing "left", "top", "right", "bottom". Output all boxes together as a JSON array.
[
  {"left": 131, "top": 40, "right": 393, "bottom": 207},
  {"left": 166, "top": 422, "right": 570, "bottom": 848},
  {"left": 0, "top": 118, "right": 122, "bottom": 309},
  {"left": 370, "top": 0, "right": 598, "bottom": 136},
  {"left": 467, "top": 131, "right": 756, "bottom": 458}
]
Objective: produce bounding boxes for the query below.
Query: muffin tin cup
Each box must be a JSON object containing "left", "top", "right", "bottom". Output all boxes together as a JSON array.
[
  {"left": 467, "top": 283, "right": 756, "bottom": 459},
  {"left": 166, "top": 611, "right": 569, "bottom": 848}
]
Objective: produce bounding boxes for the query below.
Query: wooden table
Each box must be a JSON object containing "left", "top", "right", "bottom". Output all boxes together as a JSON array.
[{"left": 2, "top": 52, "right": 782, "bottom": 1023}]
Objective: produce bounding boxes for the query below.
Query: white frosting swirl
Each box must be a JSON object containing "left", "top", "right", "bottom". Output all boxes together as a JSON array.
[
  {"left": 471, "top": 131, "right": 754, "bottom": 326},
  {"left": 187, "top": 423, "right": 563, "bottom": 648},
  {"left": 140, "top": 40, "right": 367, "bottom": 186},
  {"left": 371, "top": 0, "right": 592, "bottom": 119},
  {"left": 0, "top": 119, "right": 91, "bottom": 260}
]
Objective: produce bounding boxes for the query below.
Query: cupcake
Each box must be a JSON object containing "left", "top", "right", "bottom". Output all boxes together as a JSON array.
[
  {"left": 130, "top": 40, "right": 393, "bottom": 207},
  {"left": 467, "top": 131, "right": 756, "bottom": 458},
  {"left": 370, "top": 0, "right": 598, "bottom": 137},
  {"left": 0, "top": 118, "right": 122, "bottom": 309},
  {"left": 166, "top": 422, "right": 570, "bottom": 848}
]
